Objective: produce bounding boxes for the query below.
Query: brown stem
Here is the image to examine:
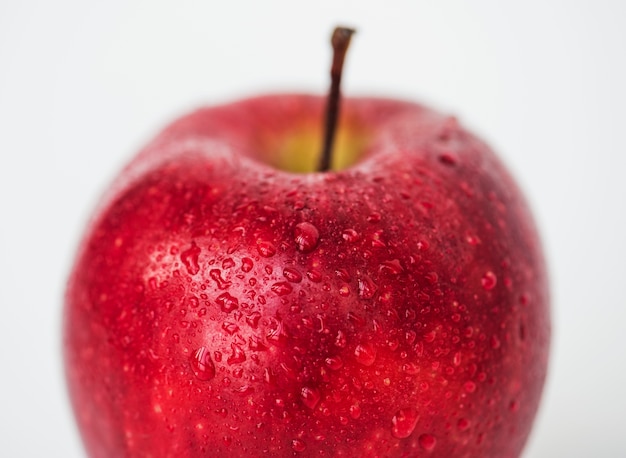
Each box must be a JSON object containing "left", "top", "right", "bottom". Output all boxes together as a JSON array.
[{"left": 318, "top": 26, "right": 355, "bottom": 172}]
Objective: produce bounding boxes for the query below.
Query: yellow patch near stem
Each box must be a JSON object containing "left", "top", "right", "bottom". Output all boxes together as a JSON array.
[{"left": 266, "top": 125, "right": 369, "bottom": 173}]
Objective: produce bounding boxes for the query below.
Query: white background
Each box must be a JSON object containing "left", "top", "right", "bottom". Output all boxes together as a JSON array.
[{"left": 1, "top": 1, "right": 625, "bottom": 456}]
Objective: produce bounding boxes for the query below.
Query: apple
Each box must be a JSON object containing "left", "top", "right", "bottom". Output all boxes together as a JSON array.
[{"left": 64, "top": 28, "right": 549, "bottom": 457}]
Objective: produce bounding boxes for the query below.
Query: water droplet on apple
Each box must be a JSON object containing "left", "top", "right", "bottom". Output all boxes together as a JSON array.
[
  {"left": 294, "top": 222, "right": 320, "bottom": 252},
  {"left": 300, "top": 386, "right": 321, "bottom": 409},
  {"left": 210, "top": 269, "right": 232, "bottom": 289},
  {"left": 457, "top": 418, "right": 470, "bottom": 431},
  {"left": 292, "top": 439, "right": 306, "bottom": 452},
  {"left": 241, "top": 257, "right": 254, "bottom": 272},
  {"left": 350, "top": 404, "right": 362, "bottom": 419},
  {"left": 425, "top": 272, "right": 438, "bottom": 284},
  {"left": 418, "top": 433, "right": 437, "bottom": 450},
  {"left": 216, "top": 292, "right": 239, "bottom": 312},
  {"left": 190, "top": 347, "right": 215, "bottom": 381},
  {"left": 266, "top": 318, "right": 287, "bottom": 345},
  {"left": 222, "top": 258, "right": 235, "bottom": 269},
  {"left": 466, "top": 234, "right": 480, "bottom": 245},
  {"left": 271, "top": 281, "right": 293, "bottom": 296},
  {"left": 354, "top": 342, "right": 377, "bottom": 366},
  {"left": 464, "top": 381, "right": 477, "bottom": 393},
  {"left": 227, "top": 343, "right": 246, "bottom": 365},
  {"left": 379, "top": 259, "right": 404, "bottom": 275},
  {"left": 438, "top": 153, "right": 457, "bottom": 165},
  {"left": 342, "top": 228, "right": 359, "bottom": 242},
  {"left": 222, "top": 321, "right": 239, "bottom": 335},
  {"left": 481, "top": 271, "right": 497, "bottom": 290},
  {"left": 391, "top": 408, "right": 419, "bottom": 439},
  {"left": 248, "top": 336, "right": 268, "bottom": 351},
  {"left": 306, "top": 269, "right": 322, "bottom": 283},
  {"left": 181, "top": 242, "right": 201, "bottom": 275},
  {"left": 188, "top": 296, "right": 199, "bottom": 308},
  {"left": 246, "top": 311, "right": 261, "bottom": 328},
  {"left": 283, "top": 267, "right": 303, "bottom": 283},
  {"left": 257, "top": 240, "right": 276, "bottom": 257},
  {"left": 324, "top": 356, "right": 343, "bottom": 370},
  {"left": 367, "top": 212, "right": 381, "bottom": 223},
  {"left": 358, "top": 275, "right": 377, "bottom": 299},
  {"left": 335, "top": 330, "right": 347, "bottom": 348}
]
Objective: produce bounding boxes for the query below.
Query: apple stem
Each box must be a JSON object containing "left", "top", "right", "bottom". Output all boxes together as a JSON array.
[{"left": 318, "top": 26, "right": 355, "bottom": 172}]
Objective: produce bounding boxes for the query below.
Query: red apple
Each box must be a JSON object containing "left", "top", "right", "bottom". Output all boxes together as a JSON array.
[{"left": 64, "top": 29, "right": 549, "bottom": 458}]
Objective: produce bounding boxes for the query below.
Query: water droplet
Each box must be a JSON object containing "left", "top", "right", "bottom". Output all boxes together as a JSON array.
[
  {"left": 466, "top": 234, "right": 480, "bottom": 245},
  {"left": 418, "top": 433, "right": 437, "bottom": 450},
  {"left": 266, "top": 318, "right": 287, "bottom": 344},
  {"left": 271, "top": 281, "right": 293, "bottom": 296},
  {"left": 509, "top": 399, "right": 520, "bottom": 412},
  {"left": 234, "top": 384, "right": 253, "bottom": 396},
  {"left": 347, "top": 311, "right": 365, "bottom": 326},
  {"left": 457, "top": 418, "right": 470, "bottom": 431},
  {"left": 349, "top": 404, "right": 362, "bottom": 419},
  {"left": 424, "top": 330, "right": 436, "bottom": 343},
  {"left": 190, "top": 347, "right": 215, "bottom": 381},
  {"left": 335, "top": 330, "right": 347, "bottom": 348},
  {"left": 283, "top": 267, "right": 303, "bottom": 283},
  {"left": 188, "top": 296, "right": 199, "bottom": 308},
  {"left": 294, "top": 222, "right": 320, "bottom": 252},
  {"left": 181, "top": 242, "right": 201, "bottom": 275},
  {"left": 227, "top": 343, "right": 246, "bottom": 365},
  {"left": 210, "top": 269, "right": 232, "bottom": 289},
  {"left": 425, "top": 272, "right": 438, "bottom": 284},
  {"left": 324, "top": 356, "right": 343, "bottom": 370},
  {"left": 216, "top": 292, "right": 239, "bottom": 313},
  {"left": 391, "top": 408, "right": 419, "bottom": 439},
  {"left": 354, "top": 342, "right": 377, "bottom": 366},
  {"left": 490, "top": 335, "right": 501, "bottom": 349},
  {"left": 306, "top": 269, "right": 322, "bottom": 283},
  {"left": 300, "top": 386, "right": 321, "bottom": 409},
  {"left": 438, "top": 153, "right": 457, "bottom": 165},
  {"left": 222, "top": 321, "right": 239, "bottom": 335},
  {"left": 248, "top": 336, "right": 268, "bottom": 351},
  {"left": 464, "top": 381, "right": 477, "bottom": 393},
  {"left": 241, "top": 257, "right": 254, "bottom": 272},
  {"left": 367, "top": 212, "right": 381, "bottom": 223},
  {"left": 292, "top": 439, "right": 306, "bottom": 452},
  {"left": 246, "top": 311, "right": 261, "bottom": 328},
  {"left": 342, "top": 228, "right": 359, "bottom": 242},
  {"left": 222, "top": 258, "right": 235, "bottom": 269},
  {"left": 257, "top": 240, "right": 276, "bottom": 258},
  {"left": 358, "top": 275, "right": 377, "bottom": 299},
  {"left": 481, "top": 271, "right": 497, "bottom": 290},
  {"left": 379, "top": 259, "right": 404, "bottom": 275}
]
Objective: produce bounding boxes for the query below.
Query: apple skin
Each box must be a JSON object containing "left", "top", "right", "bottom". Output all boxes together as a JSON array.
[{"left": 64, "top": 94, "right": 550, "bottom": 457}]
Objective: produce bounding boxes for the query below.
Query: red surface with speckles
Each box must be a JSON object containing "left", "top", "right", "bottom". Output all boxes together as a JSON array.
[{"left": 64, "top": 95, "right": 550, "bottom": 457}]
